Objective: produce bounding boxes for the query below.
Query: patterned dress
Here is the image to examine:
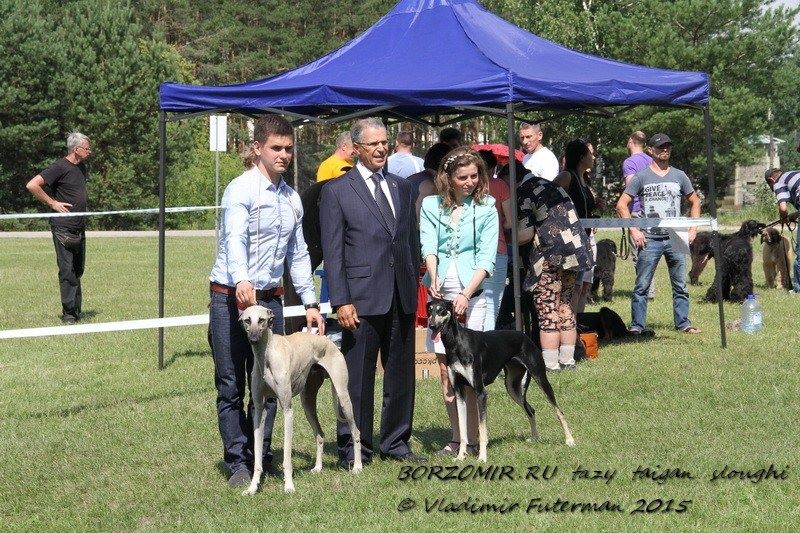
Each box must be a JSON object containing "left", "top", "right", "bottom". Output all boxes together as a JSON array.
[{"left": 517, "top": 176, "right": 593, "bottom": 292}]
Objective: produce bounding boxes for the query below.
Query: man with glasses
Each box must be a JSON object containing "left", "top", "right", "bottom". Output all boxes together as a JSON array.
[
  {"left": 26, "top": 132, "right": 91, "bottom": 324},
  {"left": 616, "top": 133, "right": 702, "bottom": 335},
  {"left": 321, "top": 117, "right": 425, "bottom": 469}
]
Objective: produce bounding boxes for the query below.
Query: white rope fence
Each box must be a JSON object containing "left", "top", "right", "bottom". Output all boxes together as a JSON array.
[
  {"left": 0, "top": 303, "right": 333, "bottom": 340},
  {"left": 580, "top": 216, "right": 718, "bottom": 230},
  {"left": 1, "top": 210, "right": 717, "bottom": 340},
  {"left": 0, "top": 205, "right": 219, "bottom": 220}
]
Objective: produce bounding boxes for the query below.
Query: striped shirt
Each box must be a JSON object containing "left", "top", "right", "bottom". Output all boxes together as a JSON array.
[{"left": 774, "top": 171, "right": 800, "bottom": 210}]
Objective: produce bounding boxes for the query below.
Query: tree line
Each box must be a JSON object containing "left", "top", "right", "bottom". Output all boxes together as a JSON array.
[{"left": 1, "top": 0, "right": 797, "bottom": 229}]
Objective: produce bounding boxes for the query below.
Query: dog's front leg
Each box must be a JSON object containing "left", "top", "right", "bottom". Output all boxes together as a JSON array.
[
  {"left": 450, "top": 369, "right": 469, "bottom": 461},
  {"left": 475, "top": 388, "right": 488, "bottom": 463},
  {"left": 276, "top": 387, "right": 295, "bottom": 493},
  {"left": 242, "top": 369, "right": 265, "bottom": 496}
]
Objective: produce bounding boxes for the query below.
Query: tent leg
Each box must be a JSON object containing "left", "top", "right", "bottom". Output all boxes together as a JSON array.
[
  {"left": 505, "top": 104, "right": 523, "bottom": 332},
  {"left": 158, "top": 111, "right": 167, "bottom": 369},
  {"left": 704, "top": 107, "right": 726, "bottom": 348}
]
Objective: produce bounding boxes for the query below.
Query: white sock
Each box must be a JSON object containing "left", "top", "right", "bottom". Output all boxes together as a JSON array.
[
  {"left": 559, "top": 344, "right": 576, "bottom": 365},
  {"left": 542, "top": 349, "right": 560, "bottom": 370}
]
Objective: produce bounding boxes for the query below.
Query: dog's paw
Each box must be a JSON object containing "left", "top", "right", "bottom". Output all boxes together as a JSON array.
[
  {"left": 454, "top": 454, "right": 467, "bottom": 462},
  {"left": 310, "top": 465, "right": 322, "bottom": 474},
  {"left": 351, "top": 464, "right": 363, "bottom": 474},
  {"left": 241, "top": 486, "right": 258, "bottom": 497},
  {"left": 283, "top": 482, "right": 295, "bottom": 494},
  {"left": 478, "top": 454, "right": 488, "bottom": 463},
  {"left": 566, "top": 437, "right": 576, "bottom": 447}
]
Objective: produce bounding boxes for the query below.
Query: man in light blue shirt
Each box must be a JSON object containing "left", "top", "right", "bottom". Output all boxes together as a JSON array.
[
  {"left": 387, "top": 131, "right": 425, "bottom": 178},
  {"left": 208, "top": 114, "right": 324, "bottom": 488}
]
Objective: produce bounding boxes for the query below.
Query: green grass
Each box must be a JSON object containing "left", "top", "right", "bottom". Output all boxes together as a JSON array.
[{"left": 1, "top": 233, "right": 798, "bottom": 532}]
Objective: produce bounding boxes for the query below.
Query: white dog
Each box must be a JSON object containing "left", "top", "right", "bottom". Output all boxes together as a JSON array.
[{"left": 239, "top": 305, "right": 362, "bottom": 495}]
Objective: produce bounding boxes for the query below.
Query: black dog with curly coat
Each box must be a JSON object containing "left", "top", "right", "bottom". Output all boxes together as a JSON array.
[
  {"left": 589, "top": 239, "right": 617, "bottom": 303},
  {"left": 701, "top": 220, "right": 766, "bottom": 303}
]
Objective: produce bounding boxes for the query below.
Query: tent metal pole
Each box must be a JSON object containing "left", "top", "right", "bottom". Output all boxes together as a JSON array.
[
  {"left": 703, "top": 106, "right": 726, "bottom": 348},
  {"left": 505, "top": 104, "right": 523, "bottom": 332},
  {"left": 158, "top": 111, "right": 167, "bottom": 369}
]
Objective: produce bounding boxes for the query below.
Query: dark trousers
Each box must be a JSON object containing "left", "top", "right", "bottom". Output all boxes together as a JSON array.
[
  {"left": 208, "top": 291, "right": 283, "bottom": 474},
  {"left": 337, "top": 288, "right": 416, "bottom": 462},
  {"left": 51, "top": 228, "right": 85, "bottom": 320}
]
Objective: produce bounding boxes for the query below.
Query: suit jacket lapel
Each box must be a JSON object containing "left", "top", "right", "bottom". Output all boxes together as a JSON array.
[{"left": 349, "top": 170, "right": 392, "bottom": 234}]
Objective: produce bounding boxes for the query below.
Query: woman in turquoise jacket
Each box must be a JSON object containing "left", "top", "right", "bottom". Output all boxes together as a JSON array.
[{"left": 419, "top": 147, "right": 498, "bottom": 456}]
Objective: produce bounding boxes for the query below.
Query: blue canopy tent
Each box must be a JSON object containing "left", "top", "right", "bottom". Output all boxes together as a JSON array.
[{"left": 157, "top": 0, "right": 724, "bottom": 368}]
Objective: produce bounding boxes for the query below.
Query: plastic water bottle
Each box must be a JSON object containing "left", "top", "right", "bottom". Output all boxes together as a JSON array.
[{"left": 740, "top": 294, "right": 763, "bottom": 334}]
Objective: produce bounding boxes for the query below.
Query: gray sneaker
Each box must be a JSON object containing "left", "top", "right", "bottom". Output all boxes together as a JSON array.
[{"left": 228, "top": 468, "right": 251, "bottom": 488}]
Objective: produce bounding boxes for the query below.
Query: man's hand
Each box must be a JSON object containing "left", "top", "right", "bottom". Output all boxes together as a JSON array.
[
  {"left": 235, "top": 280, "right": 256, "bottom": 308},
  {"left": 336, "top": 304, "right": 360, "bottom": 331},
  {"left": 629, "top": 227, "right": 646, "bottom": 249},
  {"left": 306, "top": 308, "right": 326, "bottom": 335},
  {"left": 50, "top": 200, "right": 73, "bottom": 213}
]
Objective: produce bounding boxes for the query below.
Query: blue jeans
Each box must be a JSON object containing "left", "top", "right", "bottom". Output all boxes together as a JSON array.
[
  {"left": 208, "top": 290, "right": 283, "bottom": 474},
  {"left": 794, "top": 225, "right": 800, "bottom": 292},
  {"left": 482, "top": 253, "right": 508, "bottom": 331},
  {"left": 630, "top": 238, "right": 691, "bottom": 331}
]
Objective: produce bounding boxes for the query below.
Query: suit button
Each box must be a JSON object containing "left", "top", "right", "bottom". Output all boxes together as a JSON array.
[{"left": 389, "top": 259, "right": 394, "bottom": 267}]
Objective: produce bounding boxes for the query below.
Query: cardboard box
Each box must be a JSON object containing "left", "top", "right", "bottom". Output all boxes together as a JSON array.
[
  {"left": 376, "top": 351, "right": 440, "bottom": 380},
  {"left": 374, "top": 326, "right": 439, "bottom": 380},
  {"left": 414, "top": 352, "right": 439, "bottom": 380},
  {"left": 414, "top": 326, "right": 428, "bottom": 354}
]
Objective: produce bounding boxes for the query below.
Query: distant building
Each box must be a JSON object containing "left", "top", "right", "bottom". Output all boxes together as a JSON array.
[{"left": 726, "top": 135, "right": 785, "bottom": 209}]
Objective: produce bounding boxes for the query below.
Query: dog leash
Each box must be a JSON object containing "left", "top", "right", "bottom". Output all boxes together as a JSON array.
[{"left": 618, "top": 228, "right": 630, "bottom": 260}]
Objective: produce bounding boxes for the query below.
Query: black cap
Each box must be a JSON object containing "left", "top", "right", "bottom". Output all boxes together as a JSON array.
[{"left": 648, "top": 133, "right": 672, "bottom": 148}]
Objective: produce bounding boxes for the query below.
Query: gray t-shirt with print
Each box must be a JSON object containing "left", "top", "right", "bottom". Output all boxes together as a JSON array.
[{"left": 625, "top": 165, "right": 694, "bottom": 238}]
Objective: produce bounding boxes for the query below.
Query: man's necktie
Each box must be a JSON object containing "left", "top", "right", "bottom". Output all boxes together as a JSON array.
[{"left": 371, "top": 174, "right": 396, "bottom": 229}]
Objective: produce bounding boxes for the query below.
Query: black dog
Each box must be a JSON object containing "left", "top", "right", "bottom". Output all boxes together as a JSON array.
[
  {"left": 577, "top": 306, "right": 654, "bottom": 342},
  {"left": 589, "top": 239, "right": 617, "bottom": 303},
  {"left": 426, "top": 299, "right": 575, "bottom": 462},
  {"left": 702, "top": 220, "right": 766, "bottom": 303}
]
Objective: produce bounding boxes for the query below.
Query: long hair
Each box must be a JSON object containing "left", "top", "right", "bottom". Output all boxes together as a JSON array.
[
  {"left": 563, "top": 138, "right": 591, "bottom": 173},
  {"left": 435, "top": 147, "right": 489, "bottom": 209}
]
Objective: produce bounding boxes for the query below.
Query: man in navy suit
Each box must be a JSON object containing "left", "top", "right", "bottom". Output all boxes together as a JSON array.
[{"left": 321, "top": 118, "right": 425, "bottom": 468}]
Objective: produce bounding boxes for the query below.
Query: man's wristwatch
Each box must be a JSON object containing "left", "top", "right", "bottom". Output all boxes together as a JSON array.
[{"left": 304, "top": 302, "right": 320, "bottom": 310}]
